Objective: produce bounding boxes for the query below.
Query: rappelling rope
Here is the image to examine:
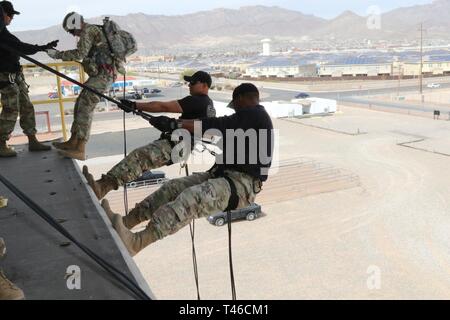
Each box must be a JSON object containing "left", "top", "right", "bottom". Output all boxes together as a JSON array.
[
  {"left": 182, "top": 162, "right": 201, "bottom": 300},
  {"left": 227, "top": 210, "right": 237, "bottom": 300},
  {"left": 122, "top": 73, "right": 130, "bottom": 216}
]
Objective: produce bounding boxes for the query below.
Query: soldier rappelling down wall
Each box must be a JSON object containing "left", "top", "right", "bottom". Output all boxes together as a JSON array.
[
  {"left": 100, "top": 84, "right": 274, "bottom": 257},
  {"left": 83, "top": 71, "right": 216, "bottom": 200},
  {"left": 47, "top": 12, "right": 136, "bottom": 161},
  {"left": 0, "top": 1, "right": 57, "bottom": 157}
]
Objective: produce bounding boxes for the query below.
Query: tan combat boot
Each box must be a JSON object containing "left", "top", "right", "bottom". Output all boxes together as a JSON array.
[
  {"left": 0, "top": 141, "right": 17, "bottom": 158},
  {"left": 0, "top": 270, "right": 25, "bottom": 300},
  {"left": 28, "top": 135, "right": 51, "bottom": 152},
  {"left": 101, "top": 200, "right": 158, "bottom": 257},
  {"left": 52, "top": 134, "right": 76, "bottom": 150},
  {"left": 82, "top": 166, "right": 118, "bottom": 200},
  {"left": 58, "top": 138, "right": 87, "bottom": 161},
  {"left": 123, "top": 209, "right": 145, "bottom": 230}
]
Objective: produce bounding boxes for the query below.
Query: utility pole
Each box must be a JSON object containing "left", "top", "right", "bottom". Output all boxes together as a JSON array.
[{"left": 419, "top": 23, "right": 423, "bottom": 95}]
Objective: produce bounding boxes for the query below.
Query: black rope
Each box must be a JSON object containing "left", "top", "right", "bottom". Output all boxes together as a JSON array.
[
  {"left": 0, "top": 172, "right": 151, "bottom": 300},
  {"left": 122, "top": 74, "right": 129, "bottom": 215},
  {"left": 227, "top": 211, "right": 237, "bottom": 300},
  {"left": 183, "top": 164, "right": 201, "bottom": 300}
]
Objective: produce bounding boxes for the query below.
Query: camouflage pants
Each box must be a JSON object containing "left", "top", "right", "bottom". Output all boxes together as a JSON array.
[
  {"left": 125, "top": 170, "right": 259, "bottom": 240},
  {"left": 0, "top": 72, "right": 37, "bottom": 141},
  {"left": 107, "top": 139, "right": 174, "bottom": 186},
  {"left": 71, "top": 73, "right": 113, "bottom": 141}
]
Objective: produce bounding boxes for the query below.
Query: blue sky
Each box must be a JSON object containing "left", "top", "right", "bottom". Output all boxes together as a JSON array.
[{"left": 8, "top": 0, "right": 433, "bottom": 31}]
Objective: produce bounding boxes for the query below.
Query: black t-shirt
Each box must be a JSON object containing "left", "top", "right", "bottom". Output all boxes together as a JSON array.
[
  {"left": 200, "top": 105, "right": 274, "bottom": 182},
  {"left": 178, "top": 95, "right": 215, "bottom": 120}
]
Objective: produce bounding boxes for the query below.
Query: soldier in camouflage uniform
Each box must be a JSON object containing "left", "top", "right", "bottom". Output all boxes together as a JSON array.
[
  {"left": 101, "top": 84, "right": 274, "bottom": 256},
  {"left": 0, "top": 237, "right": 25, "bottom": 300},
  {"left": 46, "top": 12, "right": 117, "bottom": 161},
  {"left": 82, "top": 71, "right": 216, "bottom": 200},
  {"left": 0, "top": 1, "right": 57, "bottom": 157}
]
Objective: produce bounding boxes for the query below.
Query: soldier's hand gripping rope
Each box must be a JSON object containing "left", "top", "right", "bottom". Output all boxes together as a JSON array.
[
  {"left": 118, "top": 99, "right": 178, "bottom": 132},
  {"left": 118, "top": 99, "right": 138, "bottom": 114},
  {"left": 149, "top": 116, "right": 178, "bottom": 133}
]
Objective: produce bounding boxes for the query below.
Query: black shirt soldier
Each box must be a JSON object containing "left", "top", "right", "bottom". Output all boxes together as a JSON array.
[
  {"left": 0, "top": 1, "right": 58, "bottom": 157},
  {"left": 100, "top": 83, "right": 274, "bottom": 257},
  {"left": 0, "top": 4, "right": 4, "bottom": 30},
  {"left": 83, "top": 71, "right": 216, "bottom": 200}
]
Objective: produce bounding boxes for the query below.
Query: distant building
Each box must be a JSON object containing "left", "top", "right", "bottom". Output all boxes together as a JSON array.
[
  {"left": 211, "top": 62, "right": 253, "bottom": 73},
  {"left": 245, "top": 57, "right": 317, "bottom": 78},
  {"left": 128, "top": 55, "right": 173, "bottom": 63},
  {"left": 261, "top": 39, "right": 272, "bottom": 57},
  {"left": 319, "top": 57, "right": 392, "bottom": 77},
  {"left": 401, "top": 55, "right": 450, "bottom": 76}
]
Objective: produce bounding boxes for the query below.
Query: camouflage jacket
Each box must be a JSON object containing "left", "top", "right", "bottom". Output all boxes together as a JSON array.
[{"left": 56, "top": 23, "right": 120, "bottom": 76}]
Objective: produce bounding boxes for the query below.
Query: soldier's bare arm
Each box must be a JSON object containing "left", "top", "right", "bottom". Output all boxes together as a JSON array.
[
  {"left": 136, "top": 100, "right": 183, "bottom": 114},
  {"left": 180, "top": 114, "right": 236, "bottom": 134}
]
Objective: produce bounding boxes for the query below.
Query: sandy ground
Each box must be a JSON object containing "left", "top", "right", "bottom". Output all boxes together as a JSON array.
[
  {"left": 374, "top": 87, "right": 450, "bottom": 109},
  {"left": 74, "top": 104, "right": 450, "bottom": 300}
]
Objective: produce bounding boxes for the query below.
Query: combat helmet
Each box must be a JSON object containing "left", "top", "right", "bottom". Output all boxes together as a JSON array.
[{"left": 63, "top": 12, "right": 84, "bottom": 32}]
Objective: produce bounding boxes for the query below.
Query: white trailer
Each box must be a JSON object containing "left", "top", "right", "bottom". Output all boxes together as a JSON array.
[{"left": 293, "top": 97, "right": 337, "bottom": 115}]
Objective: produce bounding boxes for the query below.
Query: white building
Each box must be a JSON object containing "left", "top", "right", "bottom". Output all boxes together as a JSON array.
[
  {"left": 401, "top": 55, "right": 450, "bottom": 76},
  {"left": 318, "top": 57, "right": 392, "bottom": 77},
  {"left": 246, "top": 58, "right": 317, "bottom": 78},
  {"left": 261, "top": 39, "right": 272, "bottom": 57}
]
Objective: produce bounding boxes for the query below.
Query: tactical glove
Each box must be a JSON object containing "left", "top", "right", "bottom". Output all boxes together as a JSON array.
[
  {"left": 119, "top": 99, "right": 137, "bottom": 114},
  {"left": 45, "top": 40, "right": 59, "bottom": 49},
  {"left": 149, "top": 116, "right": 178, "bottom": 133}
]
